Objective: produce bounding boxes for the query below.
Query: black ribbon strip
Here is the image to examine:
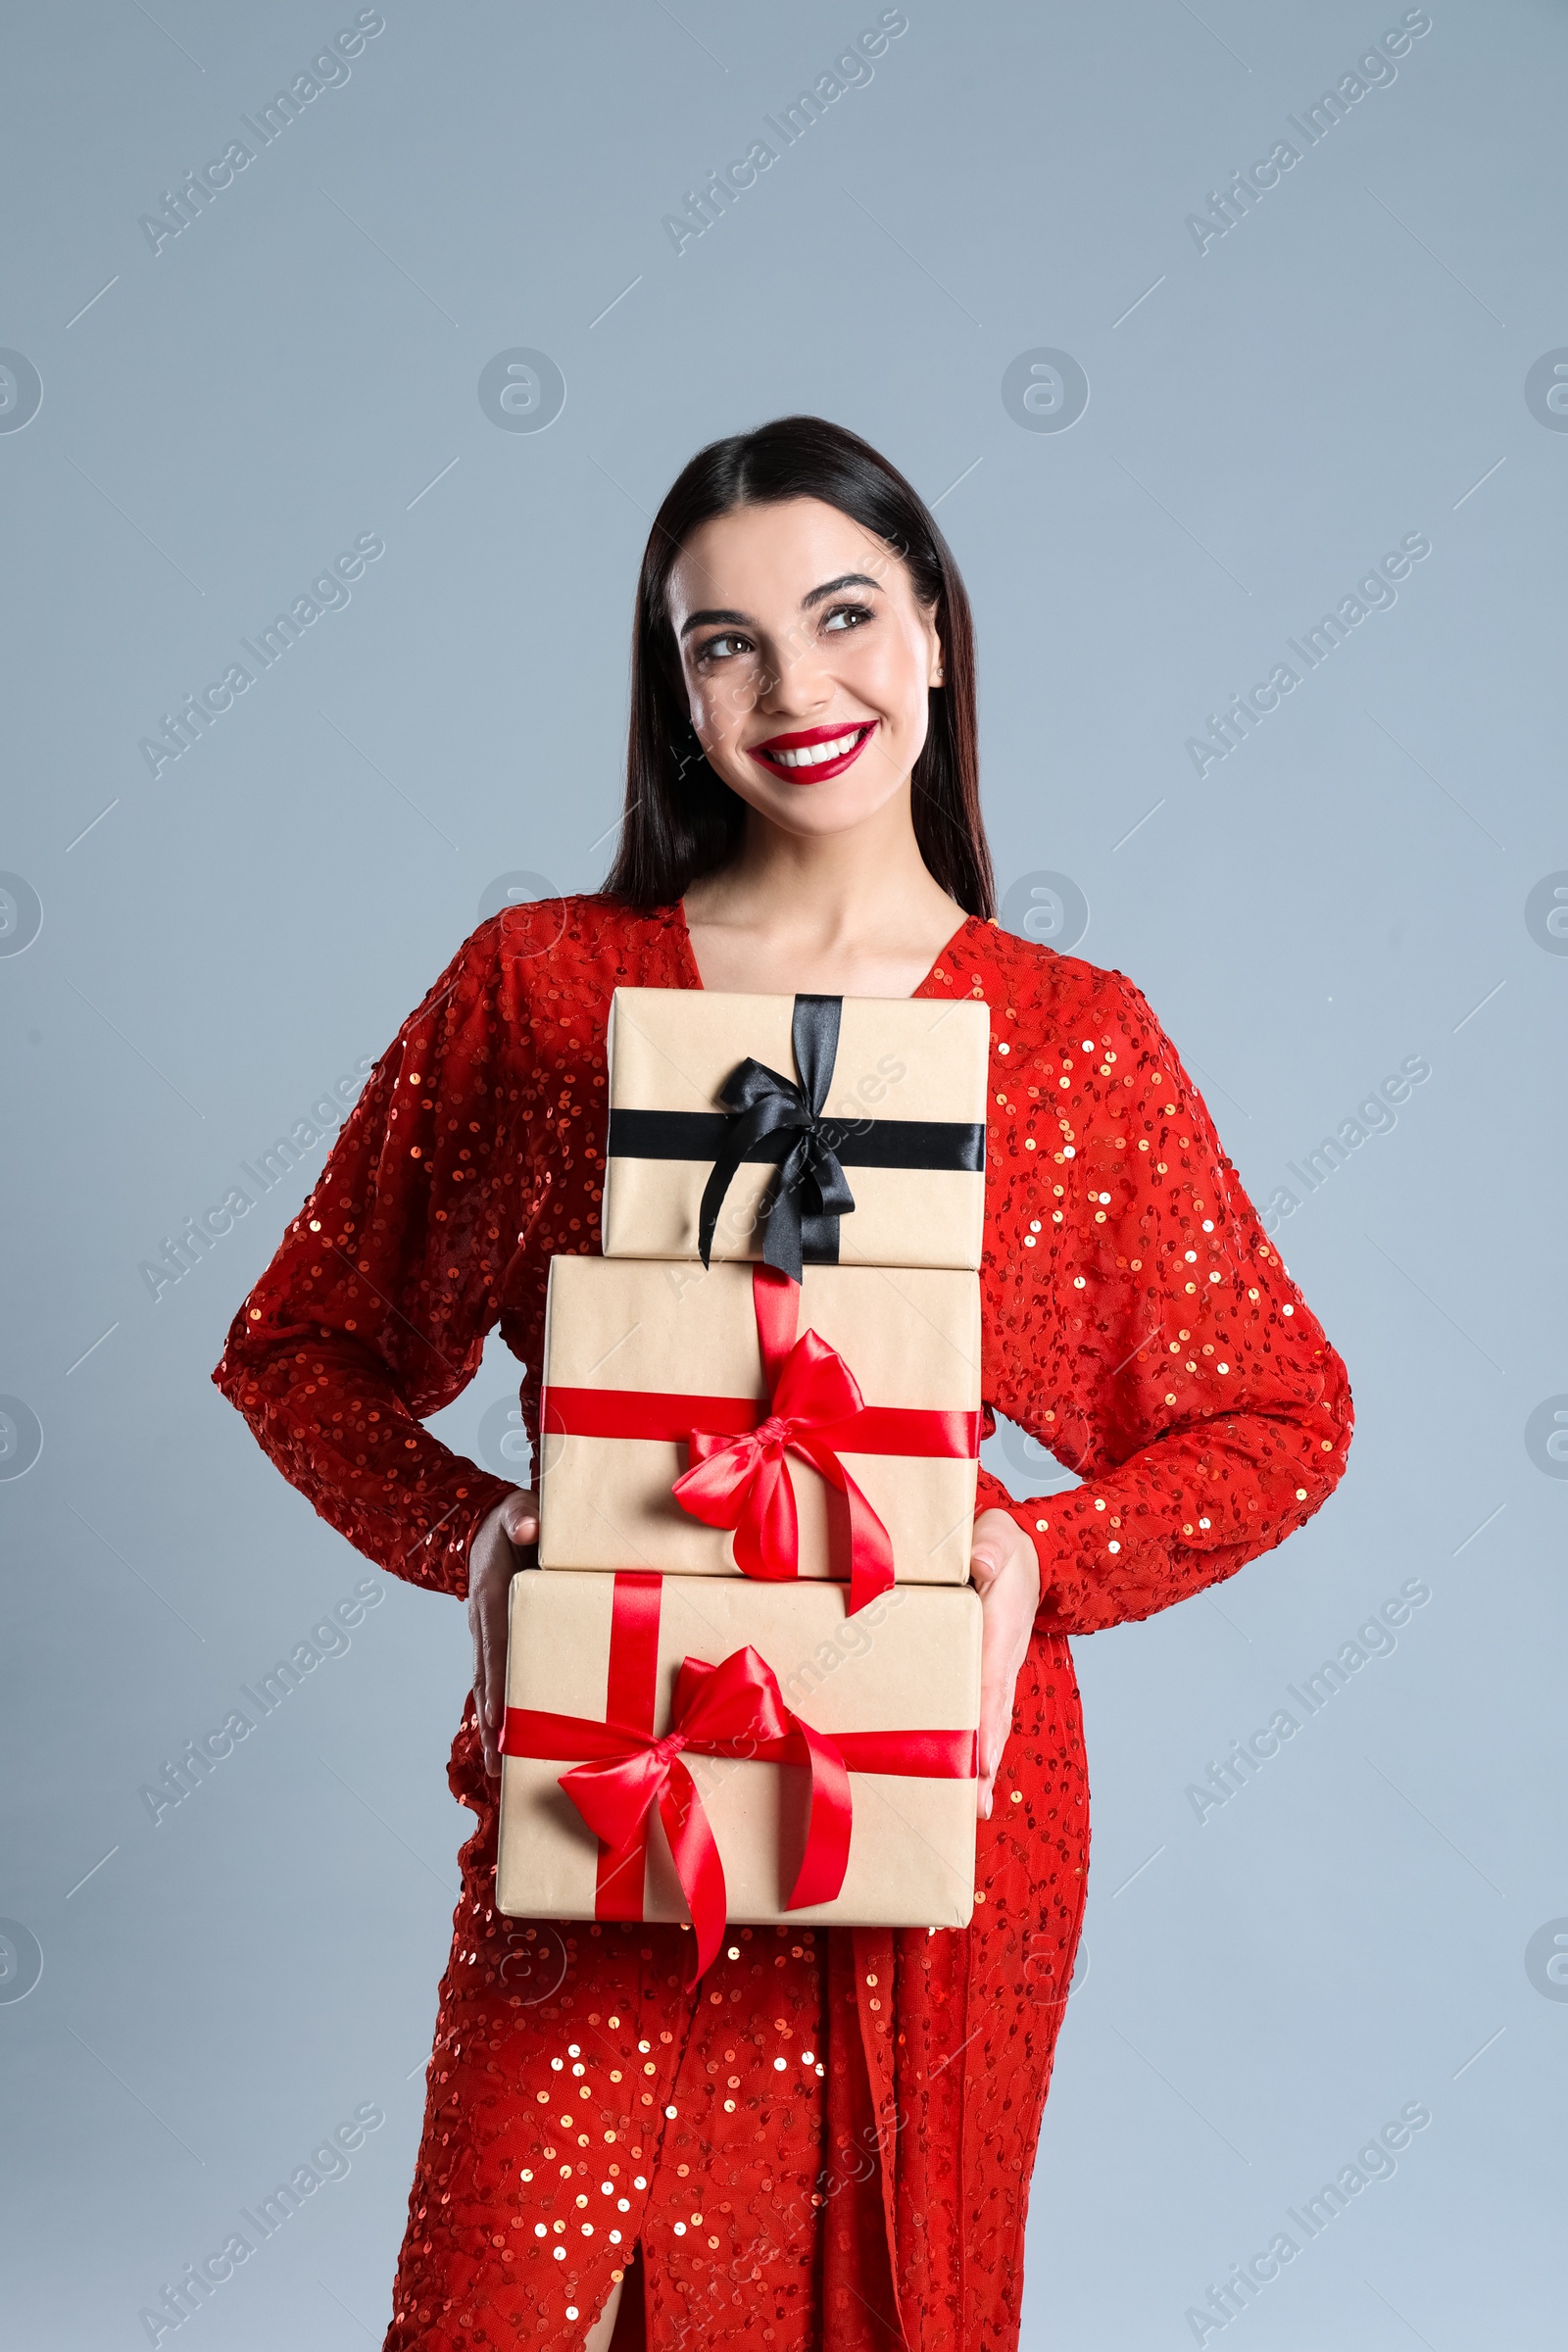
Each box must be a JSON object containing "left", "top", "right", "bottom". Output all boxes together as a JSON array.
[
  {"left": 608, "top": 1111, "right": 986, "bottom": 1172},
  {"left": 608, "top": 995, "right": 985, "bottom": 1282}
]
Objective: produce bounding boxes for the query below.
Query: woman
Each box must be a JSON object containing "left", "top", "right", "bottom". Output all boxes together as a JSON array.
[{"left": 213, "top": 416, "right": 1351, "bottom": 2350}]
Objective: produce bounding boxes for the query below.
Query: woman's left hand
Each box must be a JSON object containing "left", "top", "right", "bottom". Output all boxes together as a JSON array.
[{"left": 969, "top": 1508, "right": 1043, "bottom": 1820}]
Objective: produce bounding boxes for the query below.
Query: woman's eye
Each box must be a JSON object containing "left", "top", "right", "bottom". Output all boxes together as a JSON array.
[
  {"left": 822, "top": 603, "right": 874, "bottom": 634},
  {"left": 697, "top": 632, "right": 751, "bottom": 663}
]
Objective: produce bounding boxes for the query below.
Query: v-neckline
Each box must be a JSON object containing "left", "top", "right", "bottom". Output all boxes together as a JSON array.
[{"left": 665, "top": 898, "right": 980, "bottom": 1003}]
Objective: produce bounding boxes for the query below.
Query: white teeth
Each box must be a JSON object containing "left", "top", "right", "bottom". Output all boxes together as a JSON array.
[{"left": 767, "top": 727, "right": 864, "bottom": 769}]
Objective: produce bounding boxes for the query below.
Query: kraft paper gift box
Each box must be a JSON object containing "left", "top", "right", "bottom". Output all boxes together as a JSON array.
[
  {"left": 536, "top": 1254, "right": 982, "bottom": 1609},
  {"left": 601, "top": 987, "right": 989, "bottom": 1277},
  {"left": 497, "top": 1568, "right": 982, "bottom": 1969}
]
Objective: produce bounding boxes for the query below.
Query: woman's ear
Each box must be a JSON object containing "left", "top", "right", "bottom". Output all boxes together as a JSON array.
[{"left": 922, "top": 602, "right": 945, "bottom": 688}]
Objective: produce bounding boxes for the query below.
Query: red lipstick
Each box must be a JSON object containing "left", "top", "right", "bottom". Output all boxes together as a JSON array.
[{"left": 746, "top": 720, "right": 877, "bottom": 783}]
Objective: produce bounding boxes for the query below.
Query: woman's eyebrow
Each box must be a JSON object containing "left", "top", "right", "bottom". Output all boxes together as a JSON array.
[
  {"left": 801, "top": 571, "right": 881, "bottom": 609},
  {"left": 678, "top": 607, "right": 751, "bottom": 639}
]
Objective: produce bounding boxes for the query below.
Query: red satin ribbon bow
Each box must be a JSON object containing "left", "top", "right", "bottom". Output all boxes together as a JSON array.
[
  {"left": 504, "top": 1637, "right": 855, "bottom": 1984},
  {"left": 672, "top": 1267, "right": 896, "bottom": 1616}
]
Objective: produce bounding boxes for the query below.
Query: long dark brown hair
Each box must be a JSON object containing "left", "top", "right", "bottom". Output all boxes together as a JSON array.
[{"left": 602, "top": 415, "right": 994, "bottom": 917}]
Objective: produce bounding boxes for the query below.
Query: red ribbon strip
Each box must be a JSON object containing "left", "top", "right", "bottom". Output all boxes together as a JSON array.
[
  {"left": 544, "top": 1390, "right": 974, "bottom": 1454},
  {"left": 591, "top": 1568, "right": 662, "bottom": 1924},
  {"left": 500, "top": 1570, "right": 977, "bottom": 1985},
  {"left": 544, "top": 1267, "right": 978, "bottom": 1616}
]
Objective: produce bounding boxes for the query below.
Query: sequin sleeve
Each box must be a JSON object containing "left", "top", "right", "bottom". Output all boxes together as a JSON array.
[
  {"left": 976, "top": 957, "right": 1352, "bottom": 1637},
  {"left": 211, "top": 919, "right": 529, "bottom": 1597}
]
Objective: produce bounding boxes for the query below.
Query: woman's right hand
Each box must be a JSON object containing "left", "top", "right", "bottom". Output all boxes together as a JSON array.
[{"left": 466, "top": 1489, "right": 539, "bottom": 1779}]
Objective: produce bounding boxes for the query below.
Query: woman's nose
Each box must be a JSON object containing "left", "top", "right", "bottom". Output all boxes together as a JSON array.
[{"left": 752, "top": 636, "right": 834, "bottom": 719}]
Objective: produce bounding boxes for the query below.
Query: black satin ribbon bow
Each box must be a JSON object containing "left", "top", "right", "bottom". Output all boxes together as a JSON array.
[{"left": 697, "top": 995, "right": 857, "bottom": 1282}]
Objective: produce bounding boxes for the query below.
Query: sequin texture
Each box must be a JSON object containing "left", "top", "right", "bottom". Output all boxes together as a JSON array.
[{"left": 213, "top": 899, "right": 1351, "bottom": 2350}]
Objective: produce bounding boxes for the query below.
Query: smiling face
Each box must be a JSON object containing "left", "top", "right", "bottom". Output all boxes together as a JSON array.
[{"left": 666, "top": 497, "right": 944, "bottom": 838}]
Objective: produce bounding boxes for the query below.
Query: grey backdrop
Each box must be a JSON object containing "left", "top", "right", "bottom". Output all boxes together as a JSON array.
[{"left": 2, "top": 3, "right": 1563, "bottom": 2345}]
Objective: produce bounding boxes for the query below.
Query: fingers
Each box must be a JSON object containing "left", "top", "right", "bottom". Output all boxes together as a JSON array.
[
  {"left": 467, "top": 1572, "right": 492, "bottom": 1770},
  {"left": 977, "top": 1563, "right": 1034, "bottom": 1822},
  {"left": 477, "top": 1574, "right": 508, "bottom": 1781},
  {"left": 976, "top": 1683, "right": 1004, "bottom": 1819},
  {"left": 969, "top": 1507, "right": 1033, "bottom": 1604},
  {"left": 466, "top": 1585, "right": 488, "bottom": 1762},
  {"left": 464, "top": 1491, "right": 534, "bottom": 1780},
  {"left": 488, "top": 1598, "right": 508, "bottom": 1779},
  {"left": 501, "top": 1487, "right": 540, "bottom": 1547},
  {"left": 469, "top": 1627, "right": 486, "bottom": 1749},
  {"left": 967, "top": 1544, "right": 1002, "bottom": 1597},
  {"left": 976, "top": 1645, "right": 1010, "bottom": 1819}
]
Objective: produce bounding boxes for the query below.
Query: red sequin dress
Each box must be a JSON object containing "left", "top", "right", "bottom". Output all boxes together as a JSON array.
[{"left": 212, "top": 899, "right": 1350, "bottom": 2351}]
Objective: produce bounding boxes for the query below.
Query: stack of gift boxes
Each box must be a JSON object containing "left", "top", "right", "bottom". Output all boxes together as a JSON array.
[{"left": 498, "top": 986, "right": 992, "bottom": 1980}]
